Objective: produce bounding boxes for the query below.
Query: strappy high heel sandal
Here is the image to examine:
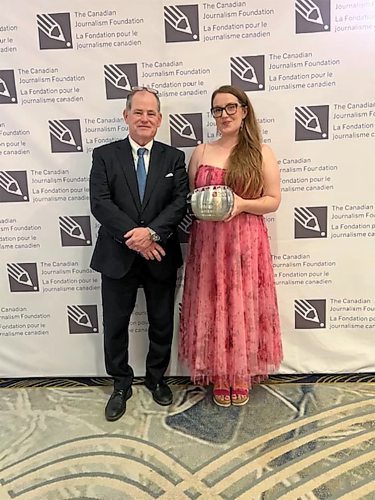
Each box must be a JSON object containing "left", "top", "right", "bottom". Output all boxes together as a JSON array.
[
  {"left": 213, "top": 386, "right": 231, "bottom": 407},
  {"left": 231, "top": 387, "right": 249, "bottom": 406}
]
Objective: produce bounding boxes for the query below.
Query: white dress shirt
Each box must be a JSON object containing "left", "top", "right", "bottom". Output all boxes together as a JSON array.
[{"left": 128, "top": 137, "right": 154, "bottom": 174}]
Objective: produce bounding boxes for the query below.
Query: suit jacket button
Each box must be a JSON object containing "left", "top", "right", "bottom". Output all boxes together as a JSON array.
[{"left": 140, "top": 220, "right": 145, "bottom": 225}]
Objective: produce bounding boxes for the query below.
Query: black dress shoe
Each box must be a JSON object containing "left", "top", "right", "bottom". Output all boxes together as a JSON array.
[
  {"left": 105, "top": 387, "right": 132, "bottom": 421},
  {"left": 145, "top": 381, "right": 173, "bottom": 406}
]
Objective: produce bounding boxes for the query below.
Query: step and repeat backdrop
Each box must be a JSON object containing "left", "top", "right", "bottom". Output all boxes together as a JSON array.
[{"left": 1, "top": 0, "right": 374, "bottom": 377}]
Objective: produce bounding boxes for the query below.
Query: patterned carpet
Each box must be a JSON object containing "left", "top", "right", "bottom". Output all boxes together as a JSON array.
[{"left": 0, "top": 377, "right": 375, "bottom": 499}]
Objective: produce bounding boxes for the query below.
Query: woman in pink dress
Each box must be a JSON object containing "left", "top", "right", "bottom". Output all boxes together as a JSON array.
[{"left": 179, "top": 85, "right": 282, "bottom": 407}]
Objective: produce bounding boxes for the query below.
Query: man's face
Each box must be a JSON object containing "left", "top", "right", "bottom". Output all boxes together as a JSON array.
[{"left": 124, "top": 91, "right": 162, "bottom": 146}]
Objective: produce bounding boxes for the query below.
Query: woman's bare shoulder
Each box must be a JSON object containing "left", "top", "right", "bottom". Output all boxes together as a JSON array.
[
  {"left": 261, "top": 143, "right": 277, "bottom": 161},
  {"left": 261, "top": 143, "right": 273, "bottom": 154}
]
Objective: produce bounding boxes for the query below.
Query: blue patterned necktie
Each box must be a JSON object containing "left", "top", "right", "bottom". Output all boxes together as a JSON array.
[{"left": 136, "top": 147, "right": 147, "bottom": 201}]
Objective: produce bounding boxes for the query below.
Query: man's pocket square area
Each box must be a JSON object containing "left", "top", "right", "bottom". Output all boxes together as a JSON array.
[{"left": 165, "top": 173, "right": 174, "bottom": 177}]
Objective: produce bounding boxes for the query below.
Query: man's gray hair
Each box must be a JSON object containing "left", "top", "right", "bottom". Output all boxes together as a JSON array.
[{"left": 126, "top": 89, "right": 161, "bottom": 112}]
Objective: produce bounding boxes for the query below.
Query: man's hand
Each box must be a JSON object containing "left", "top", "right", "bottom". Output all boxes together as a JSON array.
[
  {"left": 124, "top": 227, "right": 152, "bottom": 251},
  {"left": 139, "top": 242, "right": 166, "bottom": 262}
]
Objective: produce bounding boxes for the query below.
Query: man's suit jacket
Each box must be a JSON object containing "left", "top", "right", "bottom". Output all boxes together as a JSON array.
[{"left": 89, "top": 137, "right": 188, "bottom": 280}]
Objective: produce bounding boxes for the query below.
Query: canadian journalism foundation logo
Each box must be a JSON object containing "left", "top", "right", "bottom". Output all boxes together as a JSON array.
[
  {"left": 49, "top": 119, "right": 82, "bottom": 152},
  {"left": 295, "top": 299, "right": 326, "bottom": 329},
  {"left": 67, "top": 305, "right": 99, "bottom": 334},
  {"left": 0, "top": 171, "right": 29, "bottom": 203},
  {"left": 295, "top": 0, "right": 331, "bottom": 33},
  {"left": 164, "top": 5, "right": 199, "bottom": 42},
  {"left": 169, "top": 113, "right": 203, "bottom": 147},
  {"left": 104, "top": 63, "right": 138, "bottom": 99},
  {"left": 295, "top": 105, "right": 329, "bottom": 141},
  {"left": 0, "top": 70, "right": 17, "bottom": 104},
  {"left": 7, "top": 262, "right": 39, "bottom": 292},
  {"left": 37, "top": 12, "right": 73, "bottom": 49},
  {"left": 230, "top": 56, "right": 265, "bottom": 92},
  {"left": 294, "top": 206, "right": 327, "bottom": 238},
  {"left": 178, "top": 213, "right": 194, "bottom": 243},
  {"left": 59, "top": 216, "right": 92, "bottom": 247}
]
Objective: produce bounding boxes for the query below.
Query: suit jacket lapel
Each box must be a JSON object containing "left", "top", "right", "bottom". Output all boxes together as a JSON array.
[
  {"left": 116, "top": 138, "right": 142, "bottom": 212},
  {"left": 142, "top": 142, "right": 165, "bottom": 210}
]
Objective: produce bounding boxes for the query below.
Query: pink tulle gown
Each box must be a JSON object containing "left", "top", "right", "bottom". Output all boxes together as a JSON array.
[{"left": 179, "top": 165, "right": 283, "bottom": 387}]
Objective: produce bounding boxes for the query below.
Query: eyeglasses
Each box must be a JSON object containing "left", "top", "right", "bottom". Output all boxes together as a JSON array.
[
  {"left": 211, "top": 102, "right": 245, "bottom": 118},
  {"left": 130, "top": 86, "right": 159, "bottom": 95}
]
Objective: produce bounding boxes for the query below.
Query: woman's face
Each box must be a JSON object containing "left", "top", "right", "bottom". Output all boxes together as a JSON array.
[{"left": 212, "top": 92, "right": 247, "bottom": 137}]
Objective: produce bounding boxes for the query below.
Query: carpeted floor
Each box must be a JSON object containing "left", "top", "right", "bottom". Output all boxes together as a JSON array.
[{"left": 1, "top": 378, "right": 375, "bottom": 499}]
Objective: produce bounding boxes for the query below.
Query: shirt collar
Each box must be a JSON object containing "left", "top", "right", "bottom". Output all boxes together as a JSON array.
[{"left": 128, "top": 136, "right": 154, "bottom": 155}]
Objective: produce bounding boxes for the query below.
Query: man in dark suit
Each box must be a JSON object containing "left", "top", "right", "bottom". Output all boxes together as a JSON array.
[{"left": 90, "top": 87, "right": 188, "bottom": 421}]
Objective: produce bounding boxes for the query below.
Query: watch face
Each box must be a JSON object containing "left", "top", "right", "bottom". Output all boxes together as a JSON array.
[{"left": 148, "top": 229, "right": 160, "bottom": 242}]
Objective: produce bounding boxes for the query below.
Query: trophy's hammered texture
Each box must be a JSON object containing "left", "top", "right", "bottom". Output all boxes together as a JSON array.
[{"left": 191, "top": 185, "right": 234, "bottom": 221}]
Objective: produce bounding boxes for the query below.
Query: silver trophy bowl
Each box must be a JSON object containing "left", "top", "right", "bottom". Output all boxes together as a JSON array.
[{"left": 190, "top": 185, "right": 234, "bottom": 221}]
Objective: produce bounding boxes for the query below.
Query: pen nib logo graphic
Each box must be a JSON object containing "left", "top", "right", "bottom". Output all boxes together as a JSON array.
[
  {"left": 164, "top": 5, "right": 199, "bottom": 42},
  {"left": 232, "top": 57, "right": 258, "bottom": 84},
  {"left": 295, "top": 299, "right": 326, "bottom": 329},
  {"left": 0, "top": 70, "right": 18, "bottom": 104},
  {"left": 0, "top": 79, "right": 10, "bottom": 97},
  {"left": 67, "top": 305, "right": 99, "bottom": 334},
  {"left": 296, "top": 107, "right": 322, "bottom": 133},
  {"left": 37, "top": 13, "right": 73, "bottom": 49},
  {"left": 59, "top": 216, "right": 92, "bottom": 246},
  {"left": 295, "top": 105, "right": 329, "bottom": 141},
  {"left": 294, "top": 206, "right": 327, "bottom": 239},
  {"left": 170, "top": 115, "right": 197, "bottom": 140},
  {"left": 7, "top": 263, "right": 39, "bottom": 292},
  {"left": 104, "top": 63, "right": 138, "bottom": 100},
  {"left": 49, "top": 121, "right": 77, "bottom": 146},
  {"left": 295, "top": 207, "right": 321, "bottom": 232},
  {"left": 295, "top": 0, "right": 330, "bottom": 33},
  {"left": 169, "top": 113, "right": 203, "bottom": 147},
  {"left": 0, "top": 171, "right": 29, "bottom": 202},
  {"left": 105, "top": 65, "right": 131, "bottom": 91},
  {"left": 230, "top": 56, "right": 266, "bottom": 93},
  {"left": 49, "top": 119, "right": 82, "bottom": 153}
]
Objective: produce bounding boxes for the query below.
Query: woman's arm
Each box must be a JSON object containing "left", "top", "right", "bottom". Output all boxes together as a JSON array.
[{"left": 188, "top": 143, "right": 205, "bottom": 191}]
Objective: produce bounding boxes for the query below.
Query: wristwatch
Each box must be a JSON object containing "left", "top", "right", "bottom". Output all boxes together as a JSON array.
[{"left": 147, "top": 228, "right": 161, "bottom": 242}]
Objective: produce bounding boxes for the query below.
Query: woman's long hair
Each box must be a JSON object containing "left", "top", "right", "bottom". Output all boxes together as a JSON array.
[{"left": 211, "top": 85, "right": 263, "bottom": 198}]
